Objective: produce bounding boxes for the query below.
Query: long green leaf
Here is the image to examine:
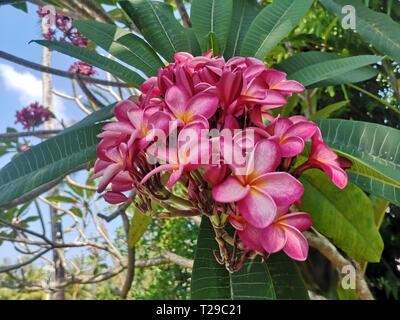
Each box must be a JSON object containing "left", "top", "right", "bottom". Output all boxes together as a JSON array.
[
  {"left": 300, "top": 170, "right": 384, "bottom": 262},
  {"left": 119, "top": 0, "right": 190, "bottom": 62},
  {"left": 191, "top": 217, "right": 309, "bottom": 300},
  {"left": 224, "top": 0, "right": 262, "bottom": 59},
  {"left": 241, "top": 0, "right": 313, "bottom": 59},
  {"left": 276, "top": 51, "right": 379, "bottom": 88},
  {"left": 72, "top": 20, "right": 163, "bottom": 77},
  {"left": 32, "top": 40, "right": 145, "bottom": 87},
  {"left": 309, "top": 100, "right": 349, "bottom": 119},
  {"left": 0, "top": 124, "right": 103, "bottom": 207},
  {"left": 320, "top": 0, "right": 400, "bottom": 64},
  {"left": 313, "top": 119, "right": 400, "bottom": 202},
  {"left": 286, "top": 55, "right": 383, "bottom": 87},
  {"left": 191, "top": 0, "right": 233, "bottom": 54},
  {"left": 191, "top": 216, "right": 231, "bottom": 300}
]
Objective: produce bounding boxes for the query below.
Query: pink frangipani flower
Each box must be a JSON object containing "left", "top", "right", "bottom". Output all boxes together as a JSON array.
[
  {"left": 294, "top": 139, "right": 352, "bottom": 189},
  {"left": 234, "top": 206, "right": 312, "bottom": 261},
  {"left": 212, "top": 140, "right": 304, "bottom": 228}
]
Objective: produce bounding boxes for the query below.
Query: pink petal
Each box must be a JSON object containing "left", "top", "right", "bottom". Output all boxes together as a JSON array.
[
  {"left": 278, "top": 212, "right": 312, "bottom": 232},
  {"left": 273, "top": 80, "right": 305, "bottom": 95},
  {"left": 104, "top": 191, "right": 132, "bottom": 204},
  {"left": 247, "top": 140, "right": 281, "bottom": 178},
  {"left": 260, "top": 224, "right": 287, "bottom": 253},
  {"left": 114, "top": 100, "right": 139, "bottom": 122},
  {"left": 167, "top": 164, "right": 184, "bottom": 188},
  {"left": 252, "top": 172, "right": 304, "bottom": 206},
  {"left": 279, "top": 135, "right": 304, "bottom": 157},
  {"left": 140, "top": 163, "right": 177, "bottom": 185},
  {"left": 203, "top": 164, "right": 229, "bottom": 186},
  {"left": 318, "top": 162, "right": 348, "bottom": 189},
  {"left": 217, "top": 70, "right": 243, "bottom": 107},
  {"left": 238, "top": 224, "right": 264, "bottom": 252},
  {"left": 237, "top": 188, "right": 277, "bottom": 229},
  {"left": 263, "top": 69, "right": 288, "bottom": 87},
  {"left": 97, "top": 163, "right": 123, "bottom": 193},
  {"left": 267, "top": 117, "right": 293, "bottom": 137},
  {"left": 282, "top": 225, "right": 309, "bottom": 261},
  {"left": 186, "top": 92, "right": 219, "bottom": 119},
  {"left": 165, "top": 85, "right": 190, "bottom": 117},
  {"left": 285, "top": 121, "right": 318, "bottom": 141},
  {"left": 212, "top": 176, "right": 250, "bottom": 203}
]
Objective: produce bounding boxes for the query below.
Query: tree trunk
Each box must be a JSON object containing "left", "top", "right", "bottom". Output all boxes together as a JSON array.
[{"left": 42, "top": 45, "right": 66, "bottom": 300}]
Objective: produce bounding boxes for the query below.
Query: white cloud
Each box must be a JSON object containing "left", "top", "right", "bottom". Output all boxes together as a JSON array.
[{"left": 0, "top": 63, "right": 69, "bottom": 126}]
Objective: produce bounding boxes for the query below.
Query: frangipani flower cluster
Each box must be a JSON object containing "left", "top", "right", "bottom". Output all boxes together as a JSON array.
[
  {"left": 15, "top": 102, "right": 51, "bottom": 130},
  {"left": 92, "top": 51, "right": 351, "bottom": 267}
]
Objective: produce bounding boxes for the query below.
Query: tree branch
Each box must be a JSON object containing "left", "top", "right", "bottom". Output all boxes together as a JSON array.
[
  {"left": 175, "top": 0, "right": 191, "bottom": 27},
  {"left": 0, "top": 130, "right": 61, "bottom": 141},
  {"left": 305, "top": 231, "right": 374, "bottom": 300}
]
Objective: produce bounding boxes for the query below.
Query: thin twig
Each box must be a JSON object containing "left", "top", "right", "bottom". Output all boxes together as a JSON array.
[{"left": 0, "top": 130, "right": 61, "bottom": 140}]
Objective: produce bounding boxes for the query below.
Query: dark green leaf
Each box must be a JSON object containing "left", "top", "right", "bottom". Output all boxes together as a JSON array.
[
  {"left": 320, "top": 0, "right": 400, "bottom": 64},
  {"left": 32, "top": 40, "right": 145, "bottom": 87},
  {"left": 0, "top": 124, "right": 103, "bottom": 207},
  {"left": 241, "top": 0, "right": 313, "bottom": 59},
  {"left": 300, "top": 170, "right": 384, "bottom": 262},
  {"left": 276, "top": 52, "right": 379, "bottom": 88},
  {"left": 73, "top": 20, "right": 163, "bottom": 76},
  {"left": 119, "top": 0, "right": 190, "bottom": 61},
  {"left": 191, "top": 0, "right": 233, "bottom": 54},
  {"left": 313, "top": 119, "right": 400, "bottom": 206},
  {"left": 224, "top": 0, "right": 262, "bottom": 59},
  {"left": 191, "top": 216, "right": 231, "bottom": 300}
]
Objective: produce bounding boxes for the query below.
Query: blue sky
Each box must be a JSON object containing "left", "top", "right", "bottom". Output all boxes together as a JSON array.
[{"left": 0, "top": 3, "right": 124, "bottom": 265}]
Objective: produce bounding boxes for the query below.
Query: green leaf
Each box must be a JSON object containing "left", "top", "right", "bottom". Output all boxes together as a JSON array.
[
  {"left": 32, "top": 40, "right": 145, "bottom": 87},
  {"left": 206, "top": 32, "right": 220, "bottom": 57},
  {"left": 73, "top": 20, "right": 163, "bottom": 77},
  {"left": 46, "top": 195, "right": 78, "bottom": 203},
  {"left": 119, "top": 0, "right": 190, "bottom": 62},
  {"left": 371, "top": 196, "right": 390, "bottom": 227},
  {"left": 185, "top": 27, "right": 202, "bottom": 56},
  {"left": 313, "top": 119, "right": 400, "bottom": 204},
  {"left": 300, "top": 170, "right": 384, "bottom": 262},
  {"left": 276, "top": 52, "right": 379, "bottom": 88},
  {"left": 191, "top": 216, "right": 231, "bottom": 300},
  {"left": 320, "top": 0, "right": 400, "bottom": 64},
  {"left": 309, "top": 100, "right": 349, "bottom": 119},
  {"left": 66, "top": 182, "right": 84, "bottom": 198},
  {"left": 224, "top": 0, "right": 262, "bottom": 59},
  {"left": 70, "top": 207, "right": 83, "bottom": 218},
  {"left": 191, "top": 217, "right": 309, "bottom": 300},
  {"left": 286, "top": 55, "right": 383, "bottom": 87},
  {"left": 12, "top": 2, "right": 28, "bottom": 12},
  {"left": 241, "top": 0, "right": 313, "bottom": 59},
  {"left": 191, "top": 0, "right": 233, "bottom": 54},
  {"left": 0, "top": 124, "right": 103, "bottom": 207},
  {"left": 128, "top": 209, "right": 152, "bottom": 248}
]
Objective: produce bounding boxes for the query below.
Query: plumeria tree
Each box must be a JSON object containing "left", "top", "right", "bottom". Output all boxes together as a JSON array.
[{"left": 1, "top": 0, "right": 400, "bottom": 300}]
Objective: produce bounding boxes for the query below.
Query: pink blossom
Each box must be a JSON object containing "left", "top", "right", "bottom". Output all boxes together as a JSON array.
[
  {"left": 233, "top": 206, "right": 312, "bottom": 261},
  {"left": 141, "top": 124, "right": 211, "bottom": 188},
  {"left": 212, "top": 140, "right": 304, "bottom": 228},
  {"left": 294, "top": 139, "right": 352, "bottom": 189},
  {"left": 15, "top": 102, "right": 51, "bottom": 130},
  {"left": 249, "top": 114, "right": 318, "bottom": 157},
  {"left": 68, "top": 61, "right": 98, "bottom": 76}
]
